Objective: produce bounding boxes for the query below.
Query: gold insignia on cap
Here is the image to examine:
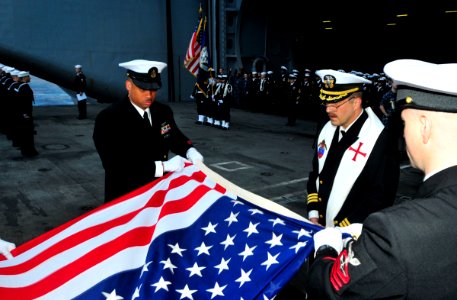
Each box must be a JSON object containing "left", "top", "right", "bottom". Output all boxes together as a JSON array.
[
  {"left": 323, "top": 75, "right": 336, "bottom": 89},
  {"left": 319, "top": 87, "right": 360, "bottom": 102},
  {"left": 149, "top": 67, "right": 158, "bottom": 79},
  {"left": 406, "top": 96, "right": 413, "bottom": 104}
]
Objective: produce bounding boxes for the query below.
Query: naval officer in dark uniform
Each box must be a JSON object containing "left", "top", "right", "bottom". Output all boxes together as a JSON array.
[
  {"left": 74, "top": 64, "right": 87, "bottom": 119},
  {"left": 15, "top": 71, "right": 39, "bottom": 157},
  {"left": 307, "top": 59, "right": 457, "bottom": 299},
  {"left": 307, "top": 69, "right": 399, "bottom": 228},
  {"left": 93, "top": 59, "right": 203, "bottom": 203}
]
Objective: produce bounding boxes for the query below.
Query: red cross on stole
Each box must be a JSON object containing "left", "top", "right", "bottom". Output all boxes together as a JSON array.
[{"left": 348, "top": 142, "right": 367, "bottom": 161}]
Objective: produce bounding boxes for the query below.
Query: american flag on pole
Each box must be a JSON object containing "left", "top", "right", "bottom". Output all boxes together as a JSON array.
[
  {"left": 184, "top": 6, "right": 206, "bottom": 77},
  {"left": 0, "top": 163, "right": 321, "bottom": 299}
]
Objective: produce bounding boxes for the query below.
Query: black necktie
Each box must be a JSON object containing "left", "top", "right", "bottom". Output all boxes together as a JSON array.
[
  {"left": 143, "top": 111, "right": 150, "bottom": 127},
  {"left": 340, "top": 130, "right": 346, "bottom": 142}
]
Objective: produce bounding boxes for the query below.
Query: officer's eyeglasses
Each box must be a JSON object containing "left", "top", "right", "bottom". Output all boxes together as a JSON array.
[{"left": 322, "top": 96, "right": 355, "bottom": 110}]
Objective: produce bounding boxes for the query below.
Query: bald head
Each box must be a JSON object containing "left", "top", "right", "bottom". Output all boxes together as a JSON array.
[{"left": 402, "top": 109, "right": 457, "bottom": 177}]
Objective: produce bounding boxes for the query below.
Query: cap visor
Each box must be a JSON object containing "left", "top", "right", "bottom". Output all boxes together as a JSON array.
[{"left": 131, "top": 78, "right": 161, "bottom": 91}]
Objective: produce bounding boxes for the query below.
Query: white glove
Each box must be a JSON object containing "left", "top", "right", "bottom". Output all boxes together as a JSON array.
[
  {"left": 338, "top": 223, "right": 363, "bottom": 247},
  {"left": 0, "top": 238, "right": 16, "bottom": 260},
  {"left": 338, "top": 223, "right": 363, "bottom": 239},
  {"left": 186, "top": 147, "right": 204, "bottom": 164},
  {"left": 163, "top": 156, "right": 186, "bottom": 173},
  {"left": 313, "top": 227, "right": 343, "bottom": 256}
]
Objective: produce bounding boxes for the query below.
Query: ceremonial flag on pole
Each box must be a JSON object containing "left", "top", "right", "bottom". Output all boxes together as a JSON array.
[
  {"left": 0, "top": 163, "right": 322, "bottom": 299},
  {"left": 184, "top": 5, "right": 206, "bottom": 77}
]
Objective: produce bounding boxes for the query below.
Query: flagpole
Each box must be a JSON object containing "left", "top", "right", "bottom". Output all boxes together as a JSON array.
[{"left": 210, "top": 0, "right": 217, "bottom": 71}]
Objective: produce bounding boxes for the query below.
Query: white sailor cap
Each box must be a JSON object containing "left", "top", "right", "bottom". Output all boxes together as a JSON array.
[
  {"left": 316, "top": 69, "right": 371, "bottom": 103},
  {"left": 384, "top": 59, "right": 457, "bottom": 112},
  {"left": 267, "top": 70, "right": 273, "bottom": 75},
  {"left": 119, "top": 59, "right": 167, "bottom": 90},
  {"left": 74, "top": 64, "right": 82, "bottom": 69},
  {"left": 10, "top": 70, "right": 20, "bottom": 76},
  {"left": 261, "top": 71, "right": 267, "bottom": 75},
  {"left": 280, "top": 65, "right": 287, "bottom": 71},
  {"left": 5, "top": 67, "right": 15, "bottom": 74},
  {"left": 18, "top": 71, "right": 30, "bottom": 77}
]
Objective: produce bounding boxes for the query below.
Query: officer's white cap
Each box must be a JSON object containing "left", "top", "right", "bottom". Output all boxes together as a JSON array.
[
  {"left": 75, "top": 64, "right": 82, "bottom": 69},
  {"left": 384, "top": 59, "right": 457, "bottom": 112},
  {"left": 316, "top": 69, "right": 371, "bottom": 102},
  {"left": 10, "top": 70, "right": 20, "bottom": 76},
  {"left": 119, "top": 59, "right": 167, "bottom": 90},
  {"left": 316, "top": 69, "right": 371, "bottom": 85},
  {"left": 119, "top": 59, "right": 167, "bottom": 74}
]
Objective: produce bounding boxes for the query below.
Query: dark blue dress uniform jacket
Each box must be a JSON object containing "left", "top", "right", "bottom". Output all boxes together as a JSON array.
[
  {"left": 93, "top": 97, "right": 193, "bottom": 202},
  {"left": 307, "top": 165, "right": 457, "bottom": 299}
]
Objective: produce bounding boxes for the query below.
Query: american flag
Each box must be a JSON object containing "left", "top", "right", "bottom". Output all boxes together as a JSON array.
[
  {"left": 184, "top": 8, "right": 205, "bottom": 77},
  {"left": 0, "top": 163, "right": 321, "bottom": 299}
]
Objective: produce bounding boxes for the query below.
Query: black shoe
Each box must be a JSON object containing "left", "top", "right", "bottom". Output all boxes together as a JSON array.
[{"left": 195, "top": 121, "right": 203, "bottom": 125}]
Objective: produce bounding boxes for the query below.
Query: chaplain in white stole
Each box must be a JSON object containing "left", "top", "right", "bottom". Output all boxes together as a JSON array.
[{"left": 316, "top": 107, "right": 384, "bottom": 227}]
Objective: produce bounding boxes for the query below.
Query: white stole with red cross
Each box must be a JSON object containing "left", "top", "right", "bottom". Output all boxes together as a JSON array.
[{"left": 315, "top": 107, "right": 384, "bottom": 227}]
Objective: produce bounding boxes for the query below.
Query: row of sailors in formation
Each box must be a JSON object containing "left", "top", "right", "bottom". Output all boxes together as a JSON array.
[
  {"left": 191, "top": 73, "right": 233, "bottom": 130},
  {"left": 195, "top": 66, "right": 394, "bottom": 128},
  {"left": 0, "top": 63, "right": 39, "bottom": 157},
  {"left": 217, "top": 66, "right": 392, "bottom": 114}
]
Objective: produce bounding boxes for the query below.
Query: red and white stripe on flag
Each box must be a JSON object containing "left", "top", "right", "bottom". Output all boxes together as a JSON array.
[{"left": 184, "top": 18, "right": 203, "bottom": 77}]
